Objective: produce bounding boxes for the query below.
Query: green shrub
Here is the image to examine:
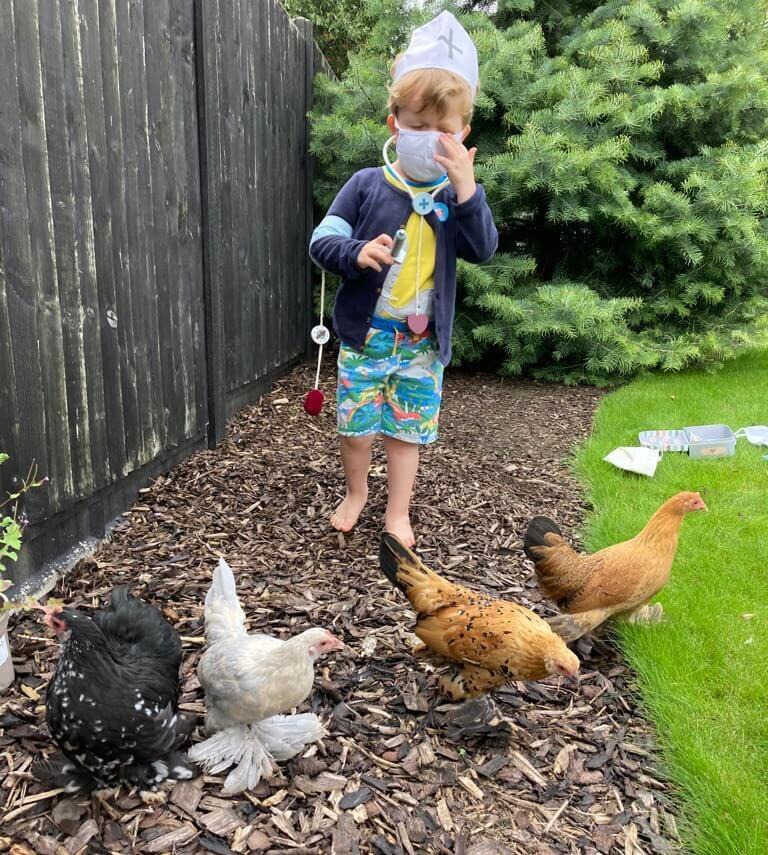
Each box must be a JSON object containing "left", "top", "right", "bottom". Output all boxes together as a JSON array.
[{"left": 310, "top": 0, "right": 768, "bottom": 384}]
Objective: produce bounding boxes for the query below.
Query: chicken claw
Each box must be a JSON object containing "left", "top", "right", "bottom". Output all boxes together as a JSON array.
[
  {"left": 625, "top": 602, "right": 665, "bottom": 625},
  {"left": 546, "top": 607, "right": 617, "bottom": 642},
  {"left": 440, "top": 696, "right": 516, "bottom": 740}
]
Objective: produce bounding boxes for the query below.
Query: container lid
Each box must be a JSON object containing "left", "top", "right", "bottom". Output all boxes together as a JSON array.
[{"left": 638, "top": 429, "right": 688, "bottom": 452}]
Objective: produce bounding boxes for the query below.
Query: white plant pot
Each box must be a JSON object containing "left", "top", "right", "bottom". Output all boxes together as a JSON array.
[{"left": 0, "top": 613, "right": 14, "bottom": 693}]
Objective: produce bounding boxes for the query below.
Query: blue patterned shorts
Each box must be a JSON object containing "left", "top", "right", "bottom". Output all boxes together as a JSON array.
[{"left": 337, "top": 324, "right": 444, "bottom": 445}]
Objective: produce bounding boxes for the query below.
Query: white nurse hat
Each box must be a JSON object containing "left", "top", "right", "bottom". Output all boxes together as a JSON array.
[{"left": 393, "top": 11, "right": 479, "bottom": 95}]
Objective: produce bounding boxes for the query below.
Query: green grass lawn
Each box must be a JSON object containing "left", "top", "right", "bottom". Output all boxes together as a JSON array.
[{"left": 575, "top": 349, "right": 768, "bottom": 855}]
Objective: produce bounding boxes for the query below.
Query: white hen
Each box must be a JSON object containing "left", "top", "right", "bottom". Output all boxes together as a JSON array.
[{"left": 189, "top": 559, "right": 343, "bottom": 793}]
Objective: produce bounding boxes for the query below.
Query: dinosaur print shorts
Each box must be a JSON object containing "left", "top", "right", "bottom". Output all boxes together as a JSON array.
[{"left": 337, "top": 325, "right": 444, "bottom": 445}]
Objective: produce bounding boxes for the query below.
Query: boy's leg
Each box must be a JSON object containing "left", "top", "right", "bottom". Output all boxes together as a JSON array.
[
  {"left": 382, "top": 436, "right": 419, "bottom": 546},
  {"left": 381, "top": 332, "right": 444, "bottom": 546},
  {"left": 333, "top": 331, "right": 391, "bottom": 532},
  {"left": 331, "top": 435, "right": 376, "bottom": 532}
]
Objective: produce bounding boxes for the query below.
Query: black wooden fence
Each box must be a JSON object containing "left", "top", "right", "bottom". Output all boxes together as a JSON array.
[{"left": 0, "top": 0, "right": 327, "bottom": 589}]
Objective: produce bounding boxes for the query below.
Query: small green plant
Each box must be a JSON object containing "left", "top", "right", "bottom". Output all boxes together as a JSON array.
[{"left": 0, "top": 453, "right": 47, "bottom": 608}]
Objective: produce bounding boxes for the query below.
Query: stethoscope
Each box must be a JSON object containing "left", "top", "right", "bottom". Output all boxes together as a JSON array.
[
  {"left": 381, "top": 135, "right": 452, "bottom": 213},
  {"left": 304, "top": 136, "right": 450, "bottom": 415},
  {"left": 381, "top": 135, "right": 451, "bottom": 334}
]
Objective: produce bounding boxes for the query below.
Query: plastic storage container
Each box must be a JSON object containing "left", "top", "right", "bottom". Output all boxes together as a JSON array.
[{"left": 684, "top": 424, "right": 736, "bottom": 458}]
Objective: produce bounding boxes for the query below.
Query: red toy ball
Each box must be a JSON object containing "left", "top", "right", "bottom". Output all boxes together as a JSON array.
[{"left": 303, "top": 388, "right": 325, "bottom": 416}]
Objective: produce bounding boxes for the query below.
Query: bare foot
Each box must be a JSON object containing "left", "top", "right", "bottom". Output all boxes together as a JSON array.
[
  {"left": 330, "top": 491, "right": 368, "bottom": 532},
  {"left": 384, "top": 513, "right": 415, "bottom": 547}
]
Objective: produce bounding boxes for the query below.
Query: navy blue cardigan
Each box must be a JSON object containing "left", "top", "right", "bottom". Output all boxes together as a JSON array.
[{"left": 309, "top": 167, "right": 498, "bottom": 366}]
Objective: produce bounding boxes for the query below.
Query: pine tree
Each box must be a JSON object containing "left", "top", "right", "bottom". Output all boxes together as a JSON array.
[
  {"left": 281, "top": 0, "right": 379, "bottom": 73},
  {"left": 310, "top": 0, "right": 768, "bottom": 384}
]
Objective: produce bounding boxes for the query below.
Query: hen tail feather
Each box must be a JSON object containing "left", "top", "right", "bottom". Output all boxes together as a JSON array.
[
  {"left": 379, "top": 533, "right": 439, "bottom": 592},
  {"left": 379, "top": 533, "right": 456, "bottom": 614},
  {"left": 523, "top": 516, "right": 564, "bottom": 560},
  {"left": 379, "top": 532, "right": 413, "bottom": 591},
  {"left": 204, "top": 558, "right": 247, "bottom": 644},
  {"left": 525, "top": 516, "right": 591, "bottom": 607}
]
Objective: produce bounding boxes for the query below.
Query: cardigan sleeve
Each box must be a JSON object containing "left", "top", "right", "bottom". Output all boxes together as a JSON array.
[{"left": 309, "top": 172, "right": 368, "bottom": 280}]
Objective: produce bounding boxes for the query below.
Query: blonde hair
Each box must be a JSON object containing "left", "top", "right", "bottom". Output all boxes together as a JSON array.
[{"left": 388, "top": 58, "right": 474, "bottom": 125}]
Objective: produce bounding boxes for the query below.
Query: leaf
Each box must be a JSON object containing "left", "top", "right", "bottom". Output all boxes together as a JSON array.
[{"left": 21, "top": 684, "right": 41, "bottom": 702}]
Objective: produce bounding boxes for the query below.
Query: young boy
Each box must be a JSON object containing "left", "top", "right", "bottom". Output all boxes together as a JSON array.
[{"left": 309, "top": 11, "right": 497, "bottom": 546}]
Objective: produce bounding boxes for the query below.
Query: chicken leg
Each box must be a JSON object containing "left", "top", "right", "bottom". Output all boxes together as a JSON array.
[
  {"left": 624, "top": 602, "right": 665, "bottom": 625},
  {"left": 546, "top": 607, "right": 618, "bottom": 642},
  {"left": 439, "top": 664, "right": 501, "bottom": 700},
  {"left": 549, "top": 600, "right": 666, "bottom": 641}
]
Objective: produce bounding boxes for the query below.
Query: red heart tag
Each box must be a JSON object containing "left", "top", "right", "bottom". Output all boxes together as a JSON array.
[
  {"left": 407, "top": 314, "right": 429, "bottom": 335},
  {"left": 303, "top": 389, "right": 325, "bottom": 416}
]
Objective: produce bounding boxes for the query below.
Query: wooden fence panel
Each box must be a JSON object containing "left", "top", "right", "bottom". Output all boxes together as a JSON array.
[
  {"left": 0, "top": 0, "right": 322, "bottom": 588},
  {"left": 198, "top": 0, "right": 312, "bottom": 421},
  {"left": 0, "top": 0, "right": 207, "bottom": 576}
]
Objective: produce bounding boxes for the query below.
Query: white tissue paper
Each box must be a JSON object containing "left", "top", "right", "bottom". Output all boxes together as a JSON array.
[
  {"left": 735, "top": 426, "right": 768, "bottom": 446},
  {"left": 603, "top": 446, "right": 661, "bottom": 477}
]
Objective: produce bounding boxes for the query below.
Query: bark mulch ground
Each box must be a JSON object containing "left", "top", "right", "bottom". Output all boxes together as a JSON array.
[{"left": 1, "top": 363, "right": 682, "bottom": 855}]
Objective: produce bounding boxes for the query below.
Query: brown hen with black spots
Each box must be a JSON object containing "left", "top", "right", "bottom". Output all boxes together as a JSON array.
[{"left": 379, "top": 533, "right": 579, "bottom": 701}]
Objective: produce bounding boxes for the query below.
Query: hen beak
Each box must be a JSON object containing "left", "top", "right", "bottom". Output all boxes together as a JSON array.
[{"left": 328, "top": 635, "right": 345, "bottom": 652}]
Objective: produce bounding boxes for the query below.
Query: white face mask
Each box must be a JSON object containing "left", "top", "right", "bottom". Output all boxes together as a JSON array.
[{"left": 394, "top": 122, "right": 464, "bottom": 183}]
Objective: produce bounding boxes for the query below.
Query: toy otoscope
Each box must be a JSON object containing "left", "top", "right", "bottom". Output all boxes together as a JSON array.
[{"left": 391, "top": 227, "right": 408, "bottom": 264}]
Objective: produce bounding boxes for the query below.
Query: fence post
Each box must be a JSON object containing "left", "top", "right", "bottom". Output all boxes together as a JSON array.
[
  {"left": 194, "top": 0, "right": 226, "bottom": 447},
  {"left": 293, "top": 17, "right": 315, "bottom": 361}
]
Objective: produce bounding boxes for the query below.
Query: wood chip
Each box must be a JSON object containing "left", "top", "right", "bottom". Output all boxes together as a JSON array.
[
  {"left": 458, "top": 775, "right": 484, "bottom": 801},
  {"left": 436, "top": 798, "right": 454, "bottom": 832},
  {"left": 199, "top": 808, "right": 242, "bottom": 837},
  {"left": 314, "top": 772, "right": 348, "bottom": 792},
  {"left": 509, "top": 751, "right": 547, "bottom": 787},
  {"left": 0, "top": 365, "right": 675, "bottom": 854},
  {"left": 64, "top": 820, "right": 98, "bottom": 854},
  {"left": 143, "top": 824, "right": 197, "bottom": 853},
  {"left": 170, "top": 780, "right": 203, "bottom": 815}
]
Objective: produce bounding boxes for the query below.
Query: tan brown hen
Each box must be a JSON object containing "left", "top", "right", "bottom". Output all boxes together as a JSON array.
[
  {"left": 524, "top": 491, "right": 707, "bottom": 641},
  {"left": 379, "top": 533, "right": 579, "bottom": 701}
]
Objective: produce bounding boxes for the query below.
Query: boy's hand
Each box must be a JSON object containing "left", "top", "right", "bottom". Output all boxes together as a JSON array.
[
  {"left": 357, "top": 234, "right": 394, "bottom": 272},
  {"left": 434, "top": 135, "right": 477, "bottom": 204}
]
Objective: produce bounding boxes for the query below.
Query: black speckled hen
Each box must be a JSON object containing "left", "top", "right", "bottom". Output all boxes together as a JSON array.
[{"left": 40, "top": 587, "right": 196, "bottom": 792}]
